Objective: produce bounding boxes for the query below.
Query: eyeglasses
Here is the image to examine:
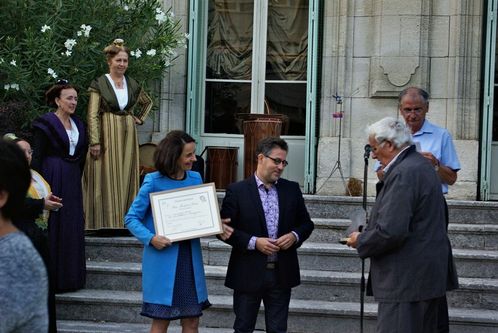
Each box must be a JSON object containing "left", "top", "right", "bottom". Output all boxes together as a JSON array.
[
  {"left": 370, "top": 140, "right": 390, "bottom": 153},
  {"left": 401, "top": 108, "right": 424, "bottom": 114},
  {"left": 264, "top": 155, "right": 289, "bottom": 167},
  {"left": 56, "top": 79, "right": 69, "bottom": 85}
]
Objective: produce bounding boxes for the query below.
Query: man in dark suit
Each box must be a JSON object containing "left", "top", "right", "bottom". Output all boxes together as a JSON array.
[
  {"left": 347, "top": 117, "right": 458, "bottom": 332},
  {"left": 219, "top": 136, "right": 314, "bottom": 333}
]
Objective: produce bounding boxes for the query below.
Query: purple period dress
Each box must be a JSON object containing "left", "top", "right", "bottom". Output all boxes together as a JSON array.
[{"left": 32, "top": 112, "right": 87, "bottom": 292}]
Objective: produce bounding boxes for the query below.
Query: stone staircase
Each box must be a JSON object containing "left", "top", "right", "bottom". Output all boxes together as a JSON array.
[{"left": 57, "top": 196, "right": 498, "bottom": 332}]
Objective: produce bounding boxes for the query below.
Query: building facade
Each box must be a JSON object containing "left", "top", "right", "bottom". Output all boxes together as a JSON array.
[{"left": 140, "top": 0, "right": 498, "bottom": 200}]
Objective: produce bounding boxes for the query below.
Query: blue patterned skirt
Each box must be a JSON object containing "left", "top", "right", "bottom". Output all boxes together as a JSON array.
[{"left": 141, "top": 240, "right": 211, "bottom": 320}]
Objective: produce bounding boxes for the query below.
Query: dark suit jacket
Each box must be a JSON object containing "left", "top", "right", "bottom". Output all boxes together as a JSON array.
[
  {"left": 220, "top": 175, "right": 314, "bottom": 292},
  {"left": 357, "top": 145, "right": 458, "bottom": 302}
]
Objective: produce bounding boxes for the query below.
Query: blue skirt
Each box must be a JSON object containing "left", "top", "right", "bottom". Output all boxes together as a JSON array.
[{"left": 141, "top": 240, "right": 211, "bottom": 320}]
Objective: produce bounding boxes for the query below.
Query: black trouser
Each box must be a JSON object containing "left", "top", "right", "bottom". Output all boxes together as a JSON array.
[{"left": 233, "top": 266, "right": 291, "bottom": 333}]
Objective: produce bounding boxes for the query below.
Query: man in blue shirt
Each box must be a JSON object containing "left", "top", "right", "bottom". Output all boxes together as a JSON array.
[
  {"left": 397, "top": 87, "right": 461, "bottom": 194},
  {"left": 377, "top": 87, "right": 461, "bottom": 193}
]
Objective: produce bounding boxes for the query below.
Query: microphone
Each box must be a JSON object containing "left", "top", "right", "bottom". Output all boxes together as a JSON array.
[{"left": 364, "top": 144, "right": 372, "bottom": 159}]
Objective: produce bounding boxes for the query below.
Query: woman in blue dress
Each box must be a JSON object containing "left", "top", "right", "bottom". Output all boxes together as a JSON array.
[{"left": 125, "top": 130, "right": 210, "bottom": 333}]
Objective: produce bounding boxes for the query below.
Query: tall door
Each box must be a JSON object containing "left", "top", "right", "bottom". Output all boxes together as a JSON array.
[
  {"left": 481, "top": 0, "right": 498, "bottom": 200},
  {"left": 188, "top": 0, "right": 317, "bottom": 189}
]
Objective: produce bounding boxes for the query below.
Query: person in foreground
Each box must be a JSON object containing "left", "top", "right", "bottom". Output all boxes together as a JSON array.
[
  {"left": 125, "top": 130, "right": 210, "bottom": 333},
  {"left": 0, "top": 140, "right": 48, "bottom": 333},
  {"left": 4, "top": 133, "right": 61, "bottom": 333},
  {"left": 84, "top": 38, "right": 153, "bottom": 230},
  {"left": 219, "top": 136, "right": 314, "bottom": 333},
  {"left": 347, "top": 117, "right": 458, "bottom": 333},
  {"left": 32, "top": 80, "right": 87, "bottom": 293}
]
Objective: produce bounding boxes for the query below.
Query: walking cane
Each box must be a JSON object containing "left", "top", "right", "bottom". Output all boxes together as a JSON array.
[{"left": 360, "top": 144, "right": 371, "bottom": 333}]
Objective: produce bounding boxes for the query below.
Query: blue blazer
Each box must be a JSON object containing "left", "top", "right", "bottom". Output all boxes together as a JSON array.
[
  {"left": 220, "top": 175, "right": 314, "bottom": 292},
  {"left": 125, "top": 171, "right": 208, "bottom": 306}
]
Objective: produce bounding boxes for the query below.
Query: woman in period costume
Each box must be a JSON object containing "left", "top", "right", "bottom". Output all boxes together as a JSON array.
[
  {"left": 4, "top": 133, "right": 62, "bottom": 333},
  {"left": 83, "top": 38, "right": 152, "bottom": 230},
  {"left": 32, "top": 81, "right": 87, "bottom": 292},
  {"left": 125, "top": 130, "right": 211, "bottom": 333}
]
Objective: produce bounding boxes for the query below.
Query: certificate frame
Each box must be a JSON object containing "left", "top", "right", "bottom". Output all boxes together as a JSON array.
[{"left": 150, "top": 183, "right": 223, "bottom": 242}]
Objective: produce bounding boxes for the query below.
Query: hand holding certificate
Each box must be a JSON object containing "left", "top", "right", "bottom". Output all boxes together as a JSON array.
[{"left": 150, "top": 183, "right": 223, "bottom": 242}]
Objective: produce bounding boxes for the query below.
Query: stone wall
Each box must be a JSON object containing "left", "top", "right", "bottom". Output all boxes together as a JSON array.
[{"left": 317, "top": 0, "right": 483, "bottom": 199}]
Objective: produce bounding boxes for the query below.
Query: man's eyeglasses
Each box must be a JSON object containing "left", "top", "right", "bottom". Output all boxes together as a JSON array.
[
  {"left": 401, "top": 108, "right": 424, "bottom": 114},
  {"left": 264, "top": 155, "right": 289, "bottom": 167}
]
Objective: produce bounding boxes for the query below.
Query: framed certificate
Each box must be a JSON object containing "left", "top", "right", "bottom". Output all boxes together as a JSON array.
[{"left": 150, "top": 183, "right": 223, "bottom": 242}]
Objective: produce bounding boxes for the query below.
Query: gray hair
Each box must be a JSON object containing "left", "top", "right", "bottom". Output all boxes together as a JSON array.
[
  {"left": 367, "top": 117, "right": 413, "bottom": 149},
  {"left": 398, "top": 87, "right": 429, "bottom": 107}
]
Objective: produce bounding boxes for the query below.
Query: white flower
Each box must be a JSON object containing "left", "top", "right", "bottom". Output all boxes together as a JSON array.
[
  {"left": 10, "top": 60, "right": 16, "bottom": 66},
  {"left": 77, "top": 31, "right": 82, "bottom": 37},
  {"left": 64, "top": 50, "right": 72, "bottom": 57},
  {"left": 5, "top": 83, "right": 20, "bottom": 91},
  {"left": 155, "top": 8, "right": 163, "bottom": 14},
  {"left": 47, "top": 68, "right": 58, "bottom": 79},
  {"left": 155, "top": 12, "right": 166, "bottom": 24},
  {"left": 131, "top": 49, "right": 142, "bottom": 58},
  {"left": 79, "top": 24, "right": 92, "bottom": 37},
  {"left": 41, "top": 25, "right": 51, "bottom": 33},
  {"left": 184, "top": 33, "right": 190, "bottom": 39},
  {"left": 146, "top": 49, "right": 157, "bottom": 56},
  {"left": 169, "top": 11, "right": 175, "bottom": 18},
  {"left": 64, "top": 39, "right": 77, "bottom": 51},
  {"left": 123, "top": 5, "right": 129, "bottom": 11}
]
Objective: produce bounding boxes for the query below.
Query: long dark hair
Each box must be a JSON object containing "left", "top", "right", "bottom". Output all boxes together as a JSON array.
[{"left": 154, "top": 130, "right": 196, "bottom": 177}]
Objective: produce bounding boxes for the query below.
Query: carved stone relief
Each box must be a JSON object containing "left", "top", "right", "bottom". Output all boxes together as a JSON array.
[{"left": 369, "top": 0, "right": 431, "bottom": 97}]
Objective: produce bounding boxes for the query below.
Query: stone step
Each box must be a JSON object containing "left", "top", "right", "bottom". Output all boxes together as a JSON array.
[
  {"left": 205, "top": 240, "right": 498, "bottom": 279},
  {"left": 300, "top": 195, "right": 498, "bottom": 225},
  {"left": 56, "top": 289, "right": 498, "bottom": 333},
  {"left": 85, "top": 261, "right": 498, "bottom": 310},
  {"left": 310, "top": 218, "right": 498, "bottom": 250},
  {"left": 86, "top": 237, "right": 142, "bottom": 263},
  {"left": 86, "top": 237, "right": 498, "bottom": 278},
  {"left": 57, "top": 320, "right": 232, "bottom": 333}
]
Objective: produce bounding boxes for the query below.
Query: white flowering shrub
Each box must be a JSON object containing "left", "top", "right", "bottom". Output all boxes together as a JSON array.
[{"left": 0, "top": 0, "right": 187, "bottom": 125}]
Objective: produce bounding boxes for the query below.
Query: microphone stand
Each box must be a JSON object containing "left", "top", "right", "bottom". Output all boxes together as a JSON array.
[{"left": 359, "top": 144, "right": 371, "bottom": 333}]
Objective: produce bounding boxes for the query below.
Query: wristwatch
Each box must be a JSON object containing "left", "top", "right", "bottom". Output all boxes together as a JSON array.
[{"left": 434, "top": 159, "right": 440, "bottom": 172}]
